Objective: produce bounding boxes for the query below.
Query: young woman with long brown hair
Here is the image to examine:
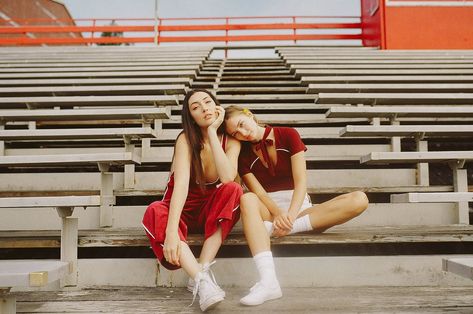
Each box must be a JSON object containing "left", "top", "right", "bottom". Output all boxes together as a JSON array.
[{"left": 142, "top": 90, "right": 242, "bottom": 312}]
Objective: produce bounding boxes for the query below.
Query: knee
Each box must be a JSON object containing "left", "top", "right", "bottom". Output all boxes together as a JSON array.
[
  {"left": 347, "top": 191, "right": 369, "bottom": 216},
  {"left": 239, "top": 192, "right": 260, "bottom": 216},
  {"left": 145, "top": 201, "right": 163, "bottom": 214}
]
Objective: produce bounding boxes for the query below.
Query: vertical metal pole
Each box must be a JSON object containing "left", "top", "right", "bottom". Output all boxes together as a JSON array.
[
  {"left": 293, "top": 16, "right": 297, "bottom": 44},
  {"left": 91, "top": 19, "right": 96, "bottom": 46},
  {"left": 154, "top": 0, "right": 159, "bottom": 46},
  {"left": 225, "top": 17, "right": 229, "bottom": 58}
]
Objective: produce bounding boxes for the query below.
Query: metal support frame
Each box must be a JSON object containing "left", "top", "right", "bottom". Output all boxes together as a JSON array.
[
  {"left": 449, "top": 161, "right": 470, "bottom": 224},
  {"left": 98, "top": 162, "right": 114, "bottom": 227},
  {"left": 56, "top": 206, "right": 78, "bottom": 286},
  {"left": 0, "top": 288, "right": 15, "bottom": 314},
  {"left": 416, "top": 138, "right": 429, "bottom": 186}
]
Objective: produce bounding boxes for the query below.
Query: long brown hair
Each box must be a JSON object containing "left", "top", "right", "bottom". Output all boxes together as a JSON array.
[{"left": 181, "top": 89, "right": 223, "bottom": 191}]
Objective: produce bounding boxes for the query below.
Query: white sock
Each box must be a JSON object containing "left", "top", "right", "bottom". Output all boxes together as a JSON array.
[
  {"left": 289, "top": 215, "right": 312, "bottom": 234},
  {"left": 263, "top": 221, "right": 274, "bottom": 236},
  {"left": 253, "top": 251, "right": 278, "bottom": 286}
]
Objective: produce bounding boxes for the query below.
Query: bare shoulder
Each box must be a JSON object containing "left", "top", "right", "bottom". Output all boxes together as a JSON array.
[
  {"left": 226, "top": 135, "right": 241, "bottom": 148},
  {"left": 175, "top": 132, "right": 190, "bottom": 149}
]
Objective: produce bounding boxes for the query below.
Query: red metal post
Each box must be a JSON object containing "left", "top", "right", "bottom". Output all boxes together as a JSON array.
[
  {"left": 90, "top": 19, "right": 96, "bottom": 46},
  {"left": 293, "top": 16, "right": 297, "bottom": 44},
  {"left": 225, "top": 17, "right": 229, "bottom": 58},
  {"left": 157, "top": 18, "right": 162, "bottom": 45}
]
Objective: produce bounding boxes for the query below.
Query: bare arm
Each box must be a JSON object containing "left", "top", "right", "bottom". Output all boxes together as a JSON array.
[
  {"left": 208, "top": 106, "right": 240, "bottom": 183},
  {"left": 287, "top": 151, "right": 308, "bottom": 221},
  {"left": 164, "top": 133, "right": 191, "bottom": 266}
]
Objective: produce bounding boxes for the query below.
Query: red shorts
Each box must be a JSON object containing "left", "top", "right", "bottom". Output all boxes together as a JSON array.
[{"left": 142, "top": 175, "right": 242, "bottom": 270}]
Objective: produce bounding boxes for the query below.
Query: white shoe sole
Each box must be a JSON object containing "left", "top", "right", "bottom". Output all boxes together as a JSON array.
[
  {"left": 200, "top": 294, "right": 224, "bottom": 312},
  {"left": 240, "top": 290, "right": 282, "bottom": 306},
  {"left": 188, "top": 283, "right": 226, "bottom": 298}
]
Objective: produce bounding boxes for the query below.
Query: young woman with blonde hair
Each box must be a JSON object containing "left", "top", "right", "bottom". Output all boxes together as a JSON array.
[{"left": 224, "top": 105, "right": 369, "bottom": 306}]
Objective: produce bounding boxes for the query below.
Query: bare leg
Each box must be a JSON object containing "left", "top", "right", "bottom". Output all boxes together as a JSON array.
[
  {"left": 179, "top": 241, "right": 202, "bottom": 279},
  {"left": 298, "top": 191, "right": 369, "bottom": 233},
  {"left": 240, "top": 193, "right": 272, "bottom": 256},
  {"left": 199, "top": 227, "right": 222, "bottom": 265}
]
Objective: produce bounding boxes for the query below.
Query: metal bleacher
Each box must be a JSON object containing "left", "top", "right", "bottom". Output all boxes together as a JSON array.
[{"left": 1, "top": 46, "right": 473, "bottom": 311}]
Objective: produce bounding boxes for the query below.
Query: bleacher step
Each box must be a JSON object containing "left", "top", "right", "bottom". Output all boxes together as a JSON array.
[{"left": 443, "top": 257, "right": 473, "bottom": 280}]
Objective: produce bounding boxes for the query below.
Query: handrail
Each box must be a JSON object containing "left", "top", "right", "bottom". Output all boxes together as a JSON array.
[{"left": 0, "top": 16, "right": 362, "bottom": 46}]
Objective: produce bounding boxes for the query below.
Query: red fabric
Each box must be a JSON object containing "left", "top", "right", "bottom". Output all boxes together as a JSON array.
[
  {"left": 238, "top": 127, "right": 307, "bottom": 192},
  {"left": 142, "top": 177, "right": 242, "bottom": 270},
  {"left": 254, "top": 126, "right": 275, "bottom": 176}
]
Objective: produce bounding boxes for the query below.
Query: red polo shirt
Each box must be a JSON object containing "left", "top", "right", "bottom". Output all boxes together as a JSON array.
[{"left": 238, "top": 127, "right": 307, "bottom": 192}]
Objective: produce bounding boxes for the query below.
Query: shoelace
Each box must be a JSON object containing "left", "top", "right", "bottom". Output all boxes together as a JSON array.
[{"left": 189, "top": 260, "right": 218, "bottom": 307}]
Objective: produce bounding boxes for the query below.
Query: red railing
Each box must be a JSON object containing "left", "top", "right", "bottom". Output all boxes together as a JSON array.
[{"left": 0, "top": 16, "right": 362, "bottom": 46}]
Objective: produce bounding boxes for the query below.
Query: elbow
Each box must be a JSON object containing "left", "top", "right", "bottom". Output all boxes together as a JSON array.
[
  {"left": 219, "top": 171, "right": 238, "bottom": 184},
  {"left": 219, "top": 176, "right": 235, "bottom": 184}
]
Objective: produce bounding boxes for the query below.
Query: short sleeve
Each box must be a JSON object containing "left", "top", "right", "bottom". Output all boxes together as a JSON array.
[
  {"left": 238, "top": 144, "right": 252, "bottom": 176},
  {"left": 282, "top": 127, "right": 306, "bottom": 155}
]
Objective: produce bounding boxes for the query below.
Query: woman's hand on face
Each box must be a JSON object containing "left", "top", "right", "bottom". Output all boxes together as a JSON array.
[
  {"left": 208, "top": 106, "right": 225, "bottom": 132},
  {"left": 163, "top": 231, "right": 181, "bottom": 266}
]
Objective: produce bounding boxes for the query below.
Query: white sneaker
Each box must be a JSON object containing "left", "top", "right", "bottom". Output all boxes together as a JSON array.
[
  {"left": 187, "top": 277, "right": 195, "bottom": 293},
  {"left": 187, "top": 262, "right": 225, "bottom": 297},
  {"left": 189, "top": 262, "right": 225, "bottom": 311},
  {"left": 240, "top": 281, "right": 282, "bottom": 306}
]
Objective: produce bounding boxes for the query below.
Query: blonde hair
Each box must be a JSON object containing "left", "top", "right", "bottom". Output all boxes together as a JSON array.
[{"left": 224, "top": 105, "right": 260, "bottom": 125}]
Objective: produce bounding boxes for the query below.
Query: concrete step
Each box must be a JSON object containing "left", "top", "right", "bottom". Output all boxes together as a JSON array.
[
  {"left": 443, "top": 257, "right": 473, "bottom": 280},
  {"left": 8, "top": 255, "right": 473, "bottom": 289},
  {"left": 12, "top": 285, "right": 473, "bottom": 313},
  {"left": 0, "top": 203, "right": 460, "bottom": 230}
]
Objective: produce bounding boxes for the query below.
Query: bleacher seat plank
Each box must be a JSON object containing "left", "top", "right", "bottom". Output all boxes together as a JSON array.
[
  {"left": 302, "top": 75, "right": 473, "bottom": 84},
  {"left": 165, "top": 113, "right": 366, "bottom": 125},
  {"left": 0, "top": 77, "right": 192, "bottom": 86},
  {"left": 0, "top": 95, "right": 178, "bottom": 108},
  {"left": 296, "top": 69, "right": 473, "bottom": 76},
  {"left": 0, "top": 152, "right": 141, "bottom": 167},
  {"left": 0, "top": 65, "right": 200, "bottom": 73},
  {"left": 214, "top": 94, "right": 316, "bottom": 103},
  {"left": 308, "top": 83, "right": 473, "bottom": 93},
  {"left": 0, "top": 60, "right": 206, "bottom": 68},
  {"left": 160, "top": 127, "right": 345, "bottom": 141},
  {"left": 0, "top": 108, "right": 170, "bottom": 122},
  {"left": 316, "top": 93, "right": 473, "bottom": 105},
  {"left": 285, "top": 59, "right": 473, "bottom": 64},
  {"left": 0, "top": 70, "right": 197, "bottom": 79},
  {"left": 360, "top": 151, "right": 473, "bottom": 163},
  {"left": 2, "top": 225, "right": 472, "bottom": 249},
  {"left": 0, "top": 195, "right": 101, "bottom": 208},
  {"left": 341, "top": 125, "right": 473, "bottom": 137},
  {"left": 216, "top": 87, "right": 307, "bottom": 94},
  {"left": 326, "top": 106, "right": 473, "bottom": 118},
  {"left": 391, "top": 192, "right": 473, "bottom": 203},
  {"left": 0, "top": 128, "right": 158, "bottom": 140},
  {"left": 292, "top": 64, "right": 473, "bottom": 70},
  {"left": 223, "top": 102, "right": 319, "bottom": 110},
  {"left": 0, "top": 260, "right": 70, "bottom": 287},
  {"left": 442, "top": 258, "right": 473, "bottom": 280},
  {"left": 218, "top": 80, "right": 302, "bottom": 86},
  {"left": 0, "top": 85, "right": 186, "bottom": 96},
  {"left": 219, "top": 75, "right": 295, "bottom": 81}
]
